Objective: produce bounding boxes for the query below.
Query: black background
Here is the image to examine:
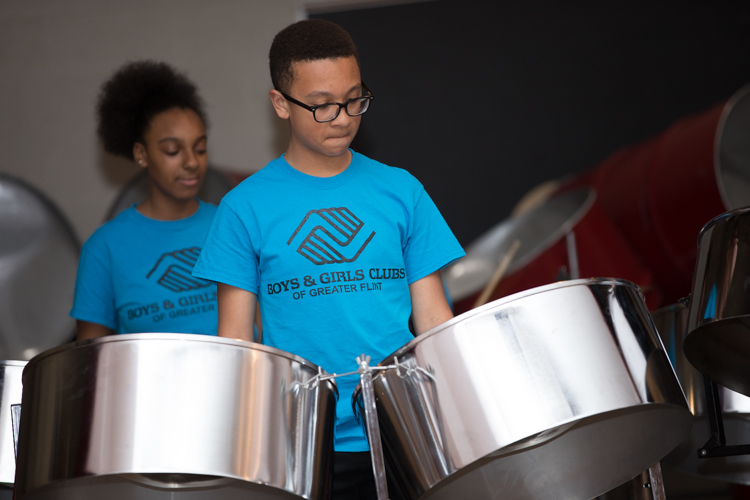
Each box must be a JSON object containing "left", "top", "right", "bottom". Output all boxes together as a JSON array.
[{"left": 316, "top": 0, "right": 750, "bottom": 246}]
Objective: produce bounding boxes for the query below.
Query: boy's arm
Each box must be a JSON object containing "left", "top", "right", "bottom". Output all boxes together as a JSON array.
[
  {"left": 76, "top": 320, "right": 113, "bottom": 340},
  {"left": 409, "top": 271, "right": 454, "bottom": 335},
  {"left": 217, "top": 283, "right": 257, "bottom": 341}
]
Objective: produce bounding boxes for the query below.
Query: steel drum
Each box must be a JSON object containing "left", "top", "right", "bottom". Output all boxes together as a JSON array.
[
  {"left": 14, "top": 334, "right": 336, "bottom": 500},
  {"left": 0, "top": 174, "right": 79, "bottom": 360},
  {"left": 355, "top": 278, "right": 692, "bottom": 500},
  {"left": 0, "top": 361, "right": 25, "bottom": 499},
  {"left": 442, "top": 188, "right": 657, "bottom": 314},
  {"left": 684, "top": 208, "right": 750, "bottom": 398},
  {"left": 654, "top": 303, "right": 750, "bottom": 484}
]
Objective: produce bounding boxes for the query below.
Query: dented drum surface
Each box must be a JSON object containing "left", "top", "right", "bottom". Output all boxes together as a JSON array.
[
  {"left": 355, "top": 278, "right": 692, "bottom": 500},
  {"left": 14, "top": 334, "right": 336, "bottom": 500}
]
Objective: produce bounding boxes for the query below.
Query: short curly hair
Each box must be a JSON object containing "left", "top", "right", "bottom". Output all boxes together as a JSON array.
[
  {"left": 96, "top": 61, "right": 208, "bottom": 160},
  {"left": 269, "top": 19, "right": 359, "bottom": 94}
]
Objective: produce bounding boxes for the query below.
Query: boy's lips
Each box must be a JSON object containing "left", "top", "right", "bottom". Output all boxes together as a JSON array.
[{"left": 327, "top": 132, "right": 351, "bottom": 141}]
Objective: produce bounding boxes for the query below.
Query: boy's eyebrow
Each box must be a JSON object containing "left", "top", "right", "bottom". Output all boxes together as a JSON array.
[{"left": 305, "top": 83, "right": 362, "bottom": 99}]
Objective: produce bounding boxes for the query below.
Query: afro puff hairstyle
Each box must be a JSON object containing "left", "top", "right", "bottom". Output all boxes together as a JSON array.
[
  {"left": 269, "top": 19, "right": 359, "bottom": 94},
  {"left": 96, "top": 61, "right": 207, "bottom": 160}
]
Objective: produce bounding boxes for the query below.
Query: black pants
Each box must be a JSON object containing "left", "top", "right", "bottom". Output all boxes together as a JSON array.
[{"left": 332, "top": 452, "right": 378, "bottom": 500}]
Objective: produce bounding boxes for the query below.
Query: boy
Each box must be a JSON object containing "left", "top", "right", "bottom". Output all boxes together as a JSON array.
[{"left": 193, "top": 19, "right": 464, "bottom": 499}]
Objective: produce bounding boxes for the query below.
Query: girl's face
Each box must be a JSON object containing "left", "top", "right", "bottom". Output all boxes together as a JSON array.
[{"left": 133, "top": 107, "right": 208, "bottom": 204}]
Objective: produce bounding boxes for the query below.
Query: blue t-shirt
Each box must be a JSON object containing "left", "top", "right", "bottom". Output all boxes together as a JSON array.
[
  {"left": 71, "top": 200, "right": 219, "bottom": 335},
  {"left": 193, "top": 152, "right": 464, "bottom": 451}
]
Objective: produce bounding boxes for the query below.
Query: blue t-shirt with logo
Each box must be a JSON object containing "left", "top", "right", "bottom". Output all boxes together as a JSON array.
[
  {"left": 193, "top": 152, "right": 464, "bottom": 452},
  {"left": 71, "top": 200, "right": 218, "bottom": 335}
]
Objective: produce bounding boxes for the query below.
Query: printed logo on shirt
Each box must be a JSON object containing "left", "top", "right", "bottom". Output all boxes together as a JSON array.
[
  {"left": 146, "top": 247, "right": 212, "bottom": 292},
  {"left": 287, "top": 207, "right": 376, "bottom": 265}
]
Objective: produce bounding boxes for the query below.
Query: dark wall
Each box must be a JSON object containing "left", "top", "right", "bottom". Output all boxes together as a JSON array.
[{"left": 316, "top": 0, "right": 750, "bottom": 246}]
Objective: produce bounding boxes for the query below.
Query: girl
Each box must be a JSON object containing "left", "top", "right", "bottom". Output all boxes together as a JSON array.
[{"left": 71, "top": 61, "right": 218, "bottom": 339}]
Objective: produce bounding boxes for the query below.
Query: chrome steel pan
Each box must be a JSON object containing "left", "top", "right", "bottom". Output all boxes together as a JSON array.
[
  {"left": 14, "top": 334, "right": 336, "bottom": 500},
  {"left": 655, "top": 303, "right": 750, "bottom": 484},
  {"left": 0, "top": 361, "right": 25, "bottom": 487},
  {"left": 684, "top": 207, "right": 750, "bottom": 397},
  {"left": 355, "top": 278, "right": 692, "bottom": 500},
  {"left": 0, "top": 174, "right": 79, "bottom": 360}
]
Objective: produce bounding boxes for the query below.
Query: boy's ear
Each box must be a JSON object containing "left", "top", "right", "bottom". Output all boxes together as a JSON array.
[{"left": 269, "top": 90, "right": 290, "bottom": 120}]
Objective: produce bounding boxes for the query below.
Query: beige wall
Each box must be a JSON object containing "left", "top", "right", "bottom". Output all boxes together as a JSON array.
[
  {"left": 0, "top": 0, "right": 423, "bottom": 242},
  {"left": 0, "top": 0, "right": 299, "bottom": 242}
]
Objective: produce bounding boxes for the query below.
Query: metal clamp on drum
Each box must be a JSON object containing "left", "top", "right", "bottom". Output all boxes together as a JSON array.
[
  {"left": 354, "top": 278, "right": 693, "bottom": 500},
  {"left": 13, "top": 334, "right": 337, "bottom": 500}
]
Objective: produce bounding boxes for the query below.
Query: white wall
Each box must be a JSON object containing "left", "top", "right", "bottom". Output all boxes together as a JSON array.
[
  {"left": 0, "top": 0, "right": 425, "bottom": 242},
  {"left": 0, "top": 0, "right": 292, "bottom": 243}
]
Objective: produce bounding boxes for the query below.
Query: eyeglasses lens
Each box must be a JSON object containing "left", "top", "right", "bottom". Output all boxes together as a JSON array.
[
  {"left": 313, "top": 98, "right": 371, "bottom": 123},
  {"left": 347, "top": 97, "right": 370, "bottom": 117},
  {"left": 314, "top": 104, "right": 339, "bottom": 122}
]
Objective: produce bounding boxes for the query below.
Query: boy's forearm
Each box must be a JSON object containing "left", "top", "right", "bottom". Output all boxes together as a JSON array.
[
  {"left": 409, "top": 271, "right": 454, "bottom": 335},
  {"left": 217, "top": 283, "right": 257, "bottom": 341}
]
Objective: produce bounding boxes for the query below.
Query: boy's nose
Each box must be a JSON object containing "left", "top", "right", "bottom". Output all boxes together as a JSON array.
[{"left": 330, "top": 107, "right": 353, "bottom": 126}]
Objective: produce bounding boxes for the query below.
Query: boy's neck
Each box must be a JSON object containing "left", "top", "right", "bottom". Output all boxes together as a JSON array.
[{"left": 284, "top": 146, "right": 352, "bottom": 178}]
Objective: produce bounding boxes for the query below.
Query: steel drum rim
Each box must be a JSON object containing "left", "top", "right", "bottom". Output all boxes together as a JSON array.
[
  {"left": 696, "top": 205, "right": 750, "bottom": 243},
  {"left": 384, "top": 277, "right": 641, "bottom": 365},
  {"left": 714, "top": 83, "right": 750, "bottom": 210},
  {"left": 445, "top": 188, "right": 596, "bottom": 302},
  {"left": 24, "top": 333, "right": 336, "bottom": 388},
  {"left": 489, "top": 187, "right": 596, "bottom": 278},
  {"left": 500, "top": 187, "right": 596, "bottom": 277},
  {"left": 0, "top": 360, "right": 27, "bottom": 368}
]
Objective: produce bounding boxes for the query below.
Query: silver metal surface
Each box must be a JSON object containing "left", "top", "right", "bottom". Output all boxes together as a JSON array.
[
  {"left": 15, "top": 334, "right": 336, "bottom": 500},
  {"left": 105, "top": 166, "right": 236, "bottom": 220},
  {"left": 355, "top": 278, "right": 692, "bottom": 500},
  {"left": 0, "top": 361, "right": 25, "bottom": 485},
  {"left": 684, "top": 207, "right": 750, "bottom": 397},
  {"left": 656, "top": 303, "right": 750, "bottom": 484},
  {"left": 0, "top": 175, "right": 79, "bottom": 360},
  {"left": 359, "top": 365, "right": 389, "bottom": 500},
  {"left": 441, "top": 188, "right": 593, "bottom": 302},
  {"left": 715, "top": 84, "right": 750, "bottom": 210}
]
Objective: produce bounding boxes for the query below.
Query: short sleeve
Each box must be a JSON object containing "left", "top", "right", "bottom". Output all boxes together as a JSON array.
[
  {"left": 70, "top": 236, "right": 117, "bottom": 329},
  {"left": 192, "top": 200, "right": 260, "bottom": 294},
  {"left": 403, "top": 187, "right": 465, "bottom": 284}
]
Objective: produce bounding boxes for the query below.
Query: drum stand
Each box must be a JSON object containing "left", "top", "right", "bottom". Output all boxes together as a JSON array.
[
  {"left": 697, "top": 375, "right": 750, "bottom": 458},
  {"left": 639, "top": 463, "right": 667, "bottom": 500}
]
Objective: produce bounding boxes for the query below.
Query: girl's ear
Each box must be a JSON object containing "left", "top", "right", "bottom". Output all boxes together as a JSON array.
[{"left": 133, "top": 142, "right": 147, "bottom": 167}]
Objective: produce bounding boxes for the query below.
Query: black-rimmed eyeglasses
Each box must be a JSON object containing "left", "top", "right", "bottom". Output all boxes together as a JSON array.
[{"left": 281, "top": 82, "right": 374, "bottom": 123}]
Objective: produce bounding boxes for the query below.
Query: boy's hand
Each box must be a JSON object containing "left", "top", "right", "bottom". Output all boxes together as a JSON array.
[{"left": 409, "top": 271, "right": 454, "bottom": 335}]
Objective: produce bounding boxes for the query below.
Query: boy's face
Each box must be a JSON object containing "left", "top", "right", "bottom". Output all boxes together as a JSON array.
[{"left": 276, "top": 56, "right": 363, "bottom": 160}]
